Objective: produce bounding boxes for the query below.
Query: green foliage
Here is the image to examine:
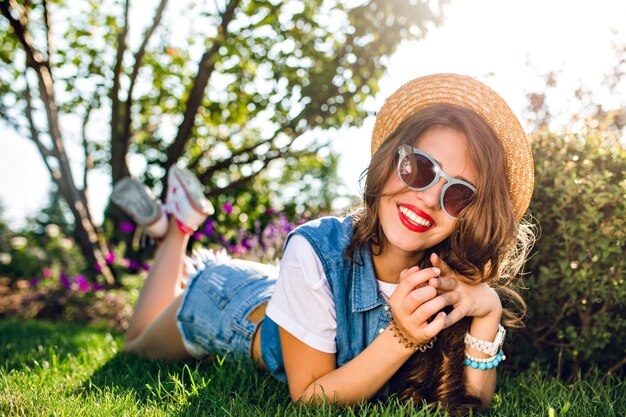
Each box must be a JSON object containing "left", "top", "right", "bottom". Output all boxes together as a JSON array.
[
  {"left": 1, "top": 319, "right": 625, "bottom": 416},
  {"left": 0, "top": 192, "right": 87, "bottom": 284},
  {"left": 514, "top": 120, "right": 626, "bottom": 376}
]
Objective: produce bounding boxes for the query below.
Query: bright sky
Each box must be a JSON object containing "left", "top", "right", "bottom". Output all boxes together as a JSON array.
[{"left": 1, "top": 0, "right": 625, "bottom": 228}]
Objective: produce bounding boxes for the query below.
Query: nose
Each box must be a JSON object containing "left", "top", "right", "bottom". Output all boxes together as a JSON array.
[{"left": 416, "top": 178, "right": 446, "bottom": 210}]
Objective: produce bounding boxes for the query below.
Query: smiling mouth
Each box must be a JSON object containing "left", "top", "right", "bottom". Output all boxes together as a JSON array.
[
  {"left": 399, "top": 206, "right": 432, "bottom": 227},
  {"left": 396, "top": 204, "right": 436, "bottom": 233}
]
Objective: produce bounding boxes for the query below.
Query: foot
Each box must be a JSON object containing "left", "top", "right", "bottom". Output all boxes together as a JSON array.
[
  {"left": 111, "top": 178, "right": 168, "bottom": 238},
  {"left": 166, "top": 165, "right": 214, "bottom": 234}
]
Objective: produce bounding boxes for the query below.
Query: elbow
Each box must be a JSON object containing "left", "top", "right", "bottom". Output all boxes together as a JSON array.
[{"left": 477, "top": 391, "right": 495, "bottom": 409}]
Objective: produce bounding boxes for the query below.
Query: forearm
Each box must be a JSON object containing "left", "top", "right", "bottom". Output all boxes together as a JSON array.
[
  {"left": 300, "top": 326, "right": 413, "bottom": 405},
  {"left": 463, "top": 308, "right": 502, "bottom": 406}
]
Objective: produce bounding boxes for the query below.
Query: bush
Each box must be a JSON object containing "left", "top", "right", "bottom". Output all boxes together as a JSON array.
[{"left": 512, "top": 121, "right": 625, "bottom": 377}]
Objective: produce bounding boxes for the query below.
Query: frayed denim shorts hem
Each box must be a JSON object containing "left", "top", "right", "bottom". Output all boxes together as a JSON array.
[{"left": 175, "top": 254, "right": 277, "bottom": 361}]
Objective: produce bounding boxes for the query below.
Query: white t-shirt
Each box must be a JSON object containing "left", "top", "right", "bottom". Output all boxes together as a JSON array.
[{"left": 265, "top": 234, "right": 398, "bottom": 353}]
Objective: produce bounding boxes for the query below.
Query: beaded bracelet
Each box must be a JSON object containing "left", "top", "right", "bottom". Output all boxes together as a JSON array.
[
  {"left": 464, "top": 324, "right": 506, "bottom": 356},
  {"left": 464, "top": 349, "right": 505, "bottom": 370},
  {"left": 389, "top": 320, "right": 436, "bottom": 352}
]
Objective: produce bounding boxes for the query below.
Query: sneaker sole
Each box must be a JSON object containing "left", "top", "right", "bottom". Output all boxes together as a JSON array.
[{"left": 111, "top": 178, "right": 162, "bottom": 225}]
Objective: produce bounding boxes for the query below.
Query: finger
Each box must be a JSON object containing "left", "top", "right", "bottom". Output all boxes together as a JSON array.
[
  {"left": 400, "top": 285, "right": 438, "bottom": 316},
  {"left": 395, "top": 267, "right": 441, "bottom": 300},
  {"left": 421, "top": 311, "right": 447, "bottom": 340},
  {"left": 399, "top": 265, "right": 420, "bottom": 282},
  {"left": 430, "top": 253, "right": 452, "bottom": 275},
  {"left": 443, "top": 305, "right": 469, "bottom": 328},
  {"left": 428, "top": 275, "right": 459, "bottom": 291},
  {"left": 411, "top": 291, "right": 460, "bottom": 322}
]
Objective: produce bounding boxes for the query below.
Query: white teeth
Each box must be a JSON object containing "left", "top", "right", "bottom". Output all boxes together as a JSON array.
[{"left": 399, "top": 206, "right": 432, "bottom": 227}]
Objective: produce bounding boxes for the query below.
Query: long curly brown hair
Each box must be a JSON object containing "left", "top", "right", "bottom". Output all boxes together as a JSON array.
[{"left": 346, "top": 104, "right": 535, "bottom": 415}]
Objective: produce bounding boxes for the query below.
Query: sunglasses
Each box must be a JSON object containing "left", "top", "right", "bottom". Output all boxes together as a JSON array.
[{"left": 396, "top": 144, "right": 476, "bottom": 219}]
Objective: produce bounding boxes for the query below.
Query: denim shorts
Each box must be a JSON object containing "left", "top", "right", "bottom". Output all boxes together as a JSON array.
[{"left": 176, "top": 254, "right": 278, "bottom": 361}]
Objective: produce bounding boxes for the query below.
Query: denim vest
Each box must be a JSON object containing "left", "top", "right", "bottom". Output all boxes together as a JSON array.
[{"left": 261, "top": 216, "right": 392, "bottom": 384}]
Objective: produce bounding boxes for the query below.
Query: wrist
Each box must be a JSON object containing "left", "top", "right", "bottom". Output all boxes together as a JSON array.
[
  {"left": 479, "top": 288, "right": 503, "bottom": 319},
  {"left": 389, "top": 320, "right": 437, "bottom": 353},
  {"left": 468, "top": 314, "right": 503, "bottom": 358}
]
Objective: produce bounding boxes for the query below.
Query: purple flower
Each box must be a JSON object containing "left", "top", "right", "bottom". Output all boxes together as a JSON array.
[
  {"left": 60, "top": 271, "right": 71, "bottom": 289},
  {"left": 241, "top": 238, "right": 253, "bottom": 250},
  {"left": 193, "top": 231, "right": 204, "bottom": 241},
  {"left": 74, "top": 274, "right": 90, "bottom": 292},
  {"left": 120, "top": 221, "right": 135, "bottom": 234},
  {"left": 43, "top": 267, "right": 52, "bottom": 279},
  {"left": 278, "top": 214, "right": 293, "bottom": 233},
  {"left": 142, "top": 261, "right": 151, "bottom": 272},
  {"left": 93, "top": 283, "right": 105, "bottom": 292},
  {"left": 94, "top": 263, "right": 103, "bottom": 272},
  {"left": 223, "top": 203, "right": 233, "bottom": 214},
  {"left": 105, "top": 252, "right": 116, "bottom": 264},
  {"left": 265, "top": 208, "right": 275, "bottom": 215},
  {"left": 204, "top": 219, "right": 214, "bottom": 237},
  {"left": 127, "top": 260, "right": 140, "bottom": 271},
  {"left": 30, "top": 276, "right": 40, "bottom": 287}
]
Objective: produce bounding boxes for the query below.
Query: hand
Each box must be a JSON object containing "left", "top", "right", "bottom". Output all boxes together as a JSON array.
[
  {"left": 428, "top": 253, "right": 502, "bottom": 328},
  {"left": 387, "top": 265, "right": 455, "bottom": 345}
]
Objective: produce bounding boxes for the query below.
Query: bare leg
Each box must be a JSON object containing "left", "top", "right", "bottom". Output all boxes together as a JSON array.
[
  {"left": 125, "top": 218, "right": 188, "bottom": 344},
  {"left": 124, "top": 294, "right": 189, "bottom": 360}
]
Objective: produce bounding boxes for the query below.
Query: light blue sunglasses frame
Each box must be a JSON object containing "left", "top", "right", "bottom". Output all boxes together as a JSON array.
[{"left": 397, "top": 144, "right": 476, "bottom": 219}]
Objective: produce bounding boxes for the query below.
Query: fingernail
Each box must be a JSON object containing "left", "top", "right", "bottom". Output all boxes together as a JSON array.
[{"left": 432, "top": 267, "right": 440, "bottom": 275}]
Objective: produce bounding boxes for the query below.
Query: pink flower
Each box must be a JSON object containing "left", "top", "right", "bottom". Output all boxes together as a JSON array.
[
  {"left": 223, "top": 203, "right": 233, "bottom": 214},
  {"left": 73, "top": 274, "right": 90, "bottom": 292},
  {"left": 43, "top": 267, "right": 52, "bottom": 279},
  {"left": 105, "top": 252, "right": 116, "bottom": 264}
]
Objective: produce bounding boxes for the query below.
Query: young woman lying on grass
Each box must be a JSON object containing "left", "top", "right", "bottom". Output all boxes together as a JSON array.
[{"left": 112, "top": 73, "right": 535, "bottom": 416}]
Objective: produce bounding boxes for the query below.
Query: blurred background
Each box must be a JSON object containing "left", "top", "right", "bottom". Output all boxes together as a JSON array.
[{"left": 0, "top": 0, "right": 624, "bottom": 379}]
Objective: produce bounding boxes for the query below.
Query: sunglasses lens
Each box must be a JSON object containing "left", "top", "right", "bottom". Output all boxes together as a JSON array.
[
  {"left": 444, "top": 183, "right": 475, "bottom": 218},
  {"left": 399, "top": 153, "right": 436, "bottom": 189}
]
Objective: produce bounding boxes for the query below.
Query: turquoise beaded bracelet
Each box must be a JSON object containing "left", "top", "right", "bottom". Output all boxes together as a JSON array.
[{"left": 464, "top": 349, "right": 505, "bottom": 370}]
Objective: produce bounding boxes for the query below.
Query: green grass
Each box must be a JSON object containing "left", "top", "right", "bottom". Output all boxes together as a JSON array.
[{"left": 0, "top": 319, "right": 624, "bottom": 416}]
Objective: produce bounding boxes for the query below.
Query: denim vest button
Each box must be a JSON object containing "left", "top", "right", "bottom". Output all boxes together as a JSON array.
[
  {"left": 384, "top": 305, "right": 389, "bottom": 311},
  {"left": 379, "top": 328, "right": 385, "bottom": 334}
]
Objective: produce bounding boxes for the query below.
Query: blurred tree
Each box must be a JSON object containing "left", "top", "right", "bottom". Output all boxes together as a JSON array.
[{"left": 0, "top": 0, "right": 448, "bottom": 284}]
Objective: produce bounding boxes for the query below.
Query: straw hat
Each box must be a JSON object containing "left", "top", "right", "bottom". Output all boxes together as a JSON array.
[{"left": 371, "top": 73, "right": 534, "bottom": 221}]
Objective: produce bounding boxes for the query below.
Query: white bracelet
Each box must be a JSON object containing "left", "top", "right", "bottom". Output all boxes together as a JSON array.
[{"left": 464, "top": 324, "right": 506, "bottom": 356}]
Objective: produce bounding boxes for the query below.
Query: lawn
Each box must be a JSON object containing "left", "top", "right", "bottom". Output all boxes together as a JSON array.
[{"left": 0, "top": 319, "right": 624, "bottom": 416}]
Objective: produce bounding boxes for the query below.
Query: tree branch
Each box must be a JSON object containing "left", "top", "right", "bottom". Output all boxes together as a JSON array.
[
  {"left": 24, "top": 81, "right": 58, "bottom": 179},
  {"left": 121, "top": 0, "right": 169, "bottom": 146},
  {"left": 42, "top": 0, "right": 52, "bottom": 61},
  {"left": 81, "top": 104, "right": 94, "bottom": 194},
  {"left": 164, "top": 0, "right": 240, "bottom": 171},
  {"left": 0, "top": 0, "right": 48, "bottom": 68},
  {"left": 206, "top": 151, "right": 281, "bottom": 197},
  {"left": 205, "top": 144, "right": 322, "bottom": 196},
  {"left": 110, "top": 0, "right": 130, "bottom": 150}
]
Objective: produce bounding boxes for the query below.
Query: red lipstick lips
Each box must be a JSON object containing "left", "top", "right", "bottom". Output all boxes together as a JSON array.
[{"left": 397, "top": 204, "right": 434, "bottom": 233}]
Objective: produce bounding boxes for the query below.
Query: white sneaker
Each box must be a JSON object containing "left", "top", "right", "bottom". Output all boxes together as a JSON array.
[
  {"left": 111, "top": 178, "right": 168, "bottom": 238},
  {"left": 166, "top": 166, "right": 214, "bottom": 234}
]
